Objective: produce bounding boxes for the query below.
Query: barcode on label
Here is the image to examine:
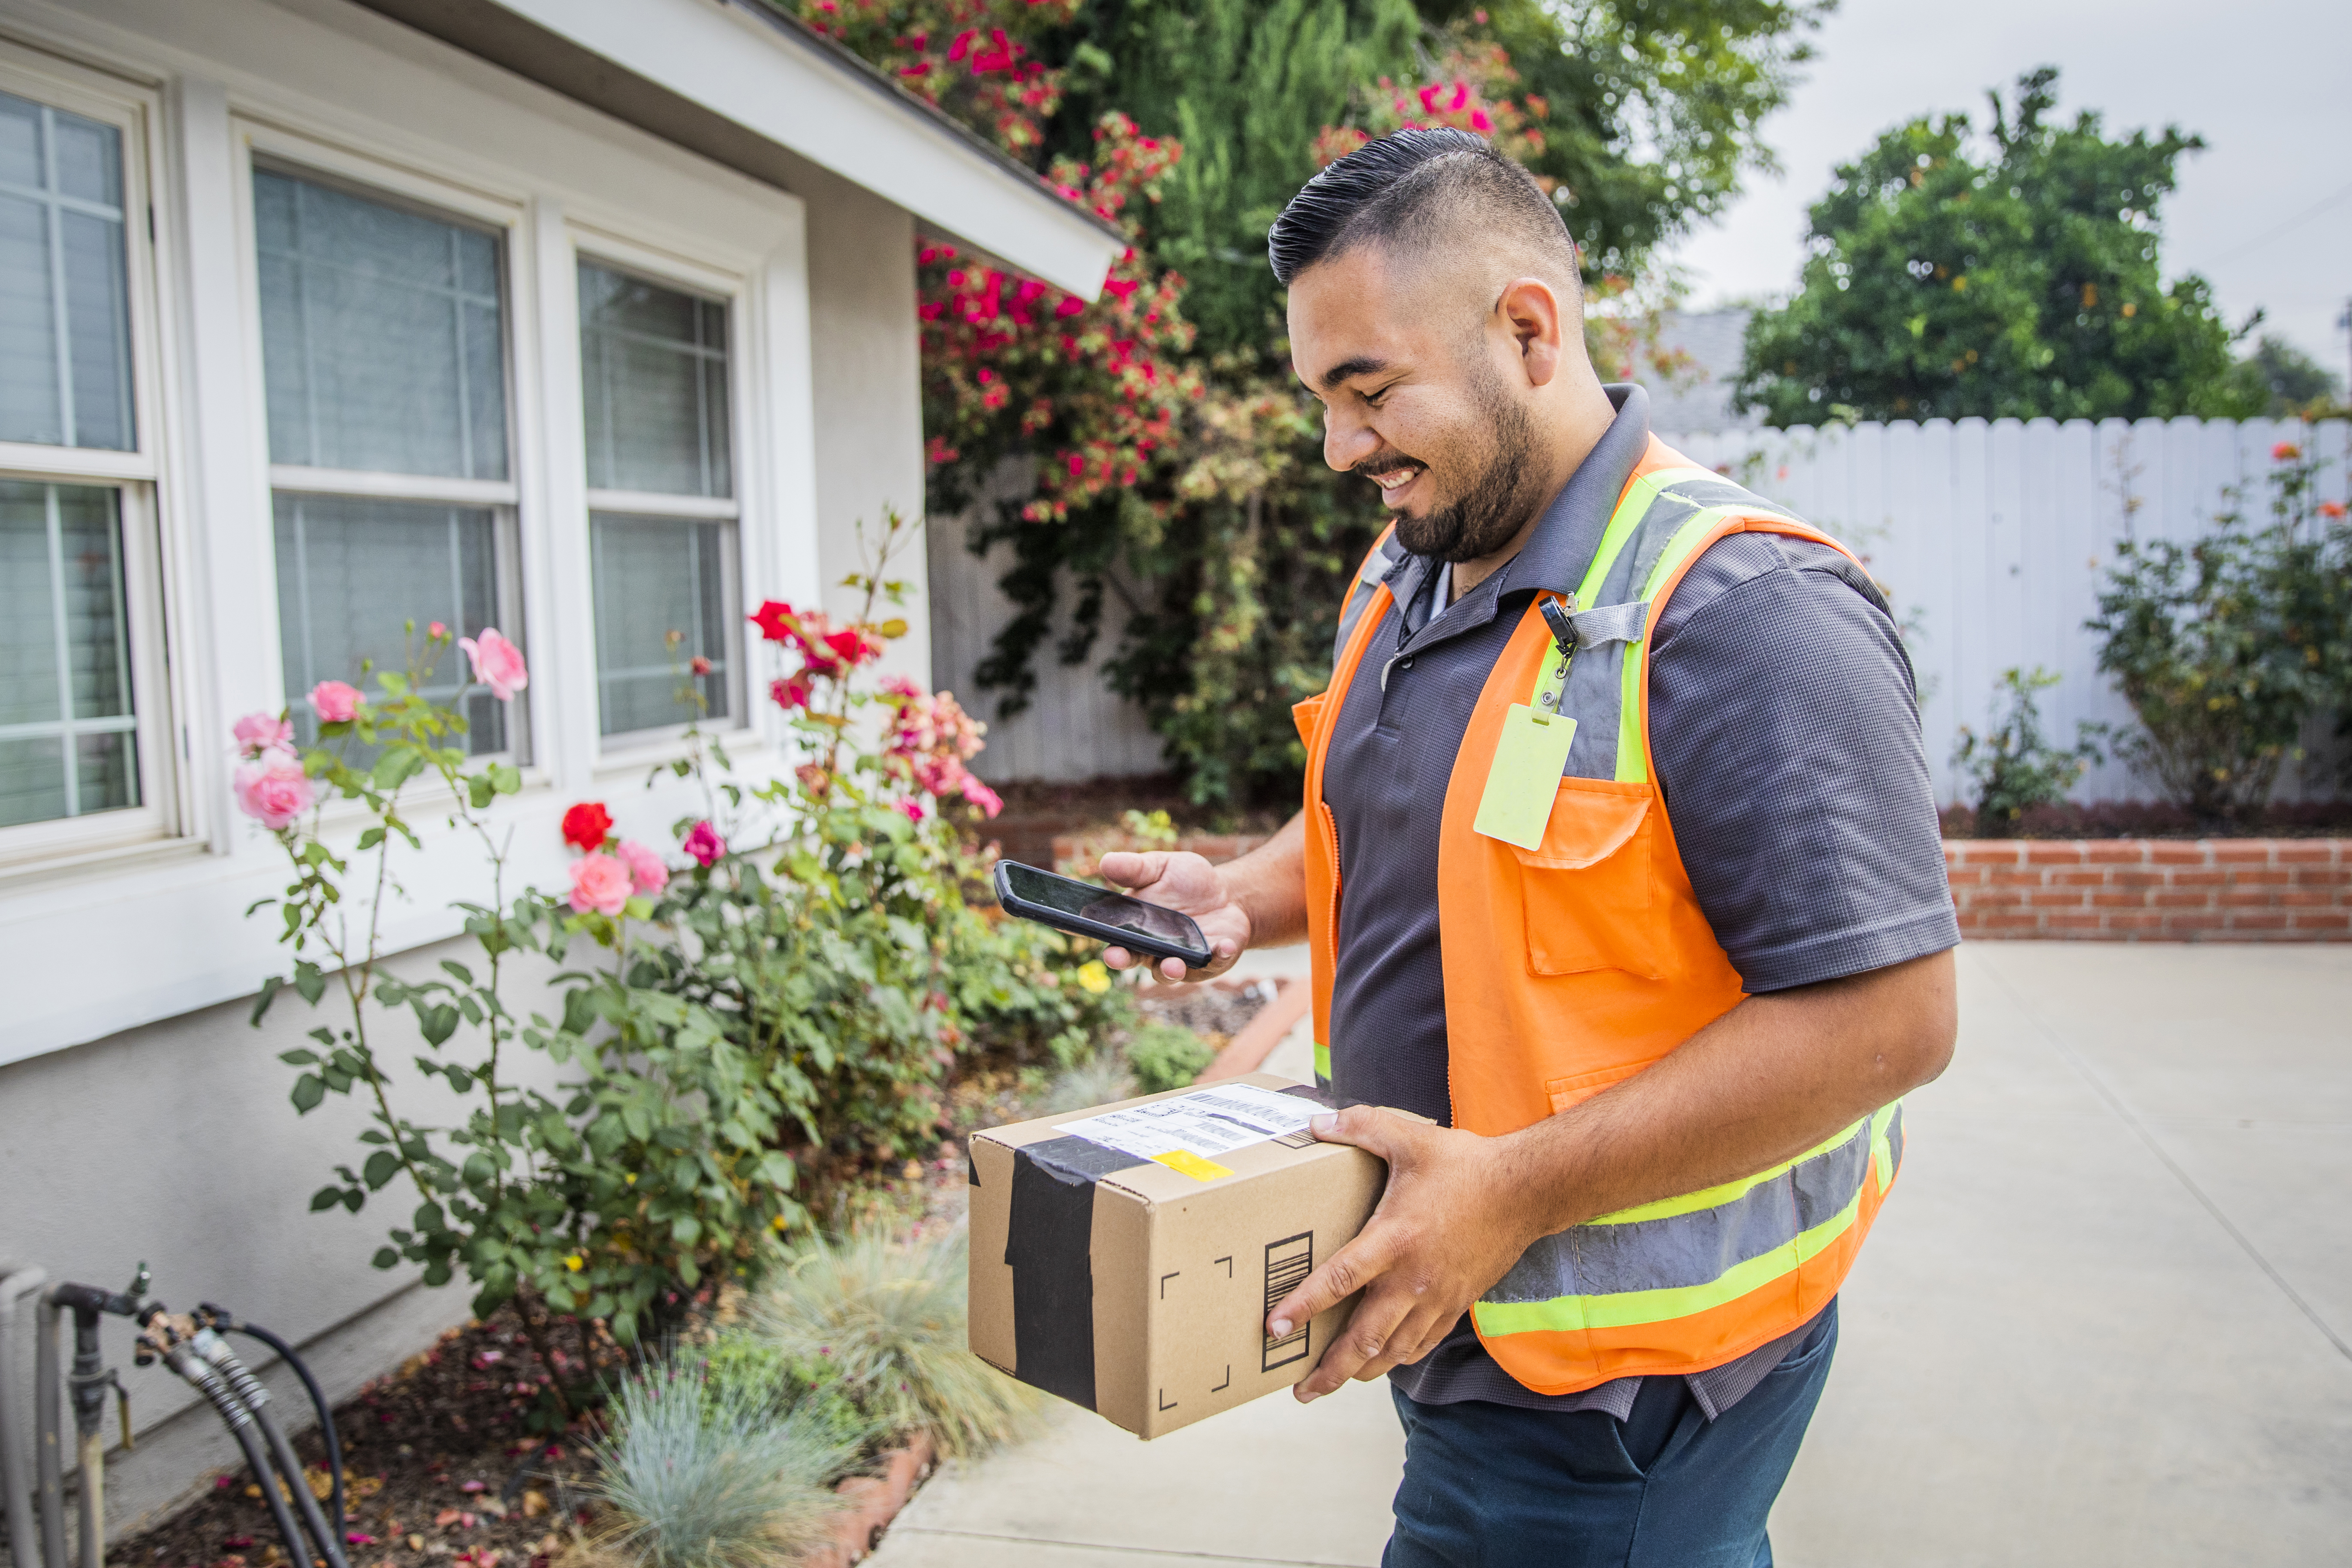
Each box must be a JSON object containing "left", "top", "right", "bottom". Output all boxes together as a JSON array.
[{"left": 1262, "top": 1232, "right": 1314, "bottom": 1372}]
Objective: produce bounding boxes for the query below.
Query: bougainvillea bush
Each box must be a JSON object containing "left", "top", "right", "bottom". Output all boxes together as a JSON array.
[{"left": 238, "top": 527, "right": 1121, "bottom": 1389}]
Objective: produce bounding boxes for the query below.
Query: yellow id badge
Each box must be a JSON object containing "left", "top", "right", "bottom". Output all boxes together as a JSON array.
[{"left": 1471, "top": 704, "right": 1576, "bottom": 850}]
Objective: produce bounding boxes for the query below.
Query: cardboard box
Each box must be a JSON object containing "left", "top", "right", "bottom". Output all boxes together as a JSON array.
[{"left": 967, "top": 1073, "right": 1390, "bottom": 1438}]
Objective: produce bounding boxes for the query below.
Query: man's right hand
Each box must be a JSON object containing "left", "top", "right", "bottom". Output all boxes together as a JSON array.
[{"left": 1095, "top": 850, "right": 1253, "bottom": 983}]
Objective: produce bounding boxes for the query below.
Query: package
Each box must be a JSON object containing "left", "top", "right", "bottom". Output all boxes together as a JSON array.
[{"left": 967, "top": 1072, "right": 1391, "bottom": 1438}]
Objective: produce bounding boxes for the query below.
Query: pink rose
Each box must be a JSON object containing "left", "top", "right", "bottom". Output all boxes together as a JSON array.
[
  {"left": 615, "top": 839, "right": 669, "bottom": 896},
  {"left": 234, "top": 748, "right": 314, "bottom": 829},
  {"left": 233, "top": 711, "right": 292, "bottom": 756},
  {"left": 457, "top": 628, "right": 529, "bottom": 701},
  {"left": 310, "top": 680, "right": 360, "bottom": 724},
  {"left": 428, "top": 621, "right": 448, "bottom": 640},
  {"left": 680, "top": 821, "right": 725, "bottom": 867},
  {"left": 567, "top": 852, "right": 631, "bottom": 917}
]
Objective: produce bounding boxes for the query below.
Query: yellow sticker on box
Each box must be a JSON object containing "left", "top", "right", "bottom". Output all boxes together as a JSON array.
[{"left": 1150, "top": 1149, "right": 1235, "bottom": 1182}]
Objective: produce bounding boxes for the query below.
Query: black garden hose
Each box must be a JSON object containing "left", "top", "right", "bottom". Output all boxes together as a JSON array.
[{"left": 205, "top": 1309, "right": 346, "bottom": 1537}]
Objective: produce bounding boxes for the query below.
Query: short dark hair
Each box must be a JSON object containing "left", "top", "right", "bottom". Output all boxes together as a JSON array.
[{"left": 1266, "top": 127, "right": 1576, "bottom": 288}]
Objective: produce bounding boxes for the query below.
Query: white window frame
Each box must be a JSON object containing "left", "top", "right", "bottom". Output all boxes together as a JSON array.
[
  {"left": 567, "top": 225, "right": 757, "bottom": 762},
  {"left": 0, "top": 44, "right": 183, "bottom": 874},
  {"left": 230, "top": 121, "right": 537, "bottom": 772}
]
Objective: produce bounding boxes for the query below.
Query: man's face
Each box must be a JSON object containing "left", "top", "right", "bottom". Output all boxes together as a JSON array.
[{"left": 1287, "top": 245, "right": 1543, "bottom": 563}]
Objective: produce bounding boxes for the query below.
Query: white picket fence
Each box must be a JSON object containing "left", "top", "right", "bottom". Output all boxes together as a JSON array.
[{"left": 931, "top": 418, "right": 2352, "bottom": 804}]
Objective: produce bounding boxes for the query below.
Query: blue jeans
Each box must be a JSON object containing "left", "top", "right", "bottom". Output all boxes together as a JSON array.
[{"left": 1383, "top": 1301, "right": 1838, "bottom": 1568}]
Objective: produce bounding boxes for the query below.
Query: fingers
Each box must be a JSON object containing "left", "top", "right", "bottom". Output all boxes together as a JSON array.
[
  {"left": 1267, "top": 1224, "right": 1390, "bottom": 1349},
  {"left": 1307, "top": 1103, "right": 1407, "bottom": 1161},
  {"left": 1095, "top": 850, "right": 1166, "bottom": 890},
  {"left": 1290, "top": 1275, "right": 1413, "bottom": 1400}
]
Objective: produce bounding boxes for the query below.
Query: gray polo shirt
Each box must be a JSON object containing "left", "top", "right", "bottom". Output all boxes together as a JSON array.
[{"left": 1320, "top": 384, "right": 1958, "bottom": 1418}]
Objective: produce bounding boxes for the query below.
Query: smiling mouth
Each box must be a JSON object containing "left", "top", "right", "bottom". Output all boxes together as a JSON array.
[{"left": 1368, "top": 463, "right": 1425, "bottom": 495}]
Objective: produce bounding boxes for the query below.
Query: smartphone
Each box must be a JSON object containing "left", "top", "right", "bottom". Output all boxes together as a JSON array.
[{"left": 992, "top": 859, "right": 1215, "bottom": 970}]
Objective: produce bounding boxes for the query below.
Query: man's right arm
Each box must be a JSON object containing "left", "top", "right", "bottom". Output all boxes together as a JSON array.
[{"left": 1095, "top": 809, "right": 1310, "bottom": 982}]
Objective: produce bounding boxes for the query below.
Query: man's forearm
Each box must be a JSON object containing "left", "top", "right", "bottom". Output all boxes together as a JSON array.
[
  {"left": 1221, "top": 809, "right": 1311, "bottom": 951},
  {"left": 1501, "top": 949, "right": 1957, "bottom": 1237}
]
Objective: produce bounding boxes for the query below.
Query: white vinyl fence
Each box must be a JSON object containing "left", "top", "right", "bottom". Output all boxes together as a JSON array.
[{"left": 930, "top": 418, "right": 2352, "bottom": 804}]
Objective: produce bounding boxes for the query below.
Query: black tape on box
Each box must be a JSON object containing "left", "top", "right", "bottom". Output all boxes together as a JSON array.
[{"left": 1004, "top": 1134, "right": 1146, "bottom": 1410}]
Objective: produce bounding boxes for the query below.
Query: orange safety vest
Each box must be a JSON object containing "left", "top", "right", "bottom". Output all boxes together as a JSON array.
[{"left": 1292, "top": 435, "right": 1907, "bottom": 1395}]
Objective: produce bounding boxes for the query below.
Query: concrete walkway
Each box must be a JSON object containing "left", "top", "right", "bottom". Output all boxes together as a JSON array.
[{"left": 880, "top": 942, "right": 2352, "bottom": 1566}]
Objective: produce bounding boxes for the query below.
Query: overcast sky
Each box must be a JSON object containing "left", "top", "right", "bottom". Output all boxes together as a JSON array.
[{"left": 1663, "top": 0, "right": 2352, "bottom": 382}]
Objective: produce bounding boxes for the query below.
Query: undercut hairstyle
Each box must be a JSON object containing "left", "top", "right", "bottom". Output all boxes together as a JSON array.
[{"left": 1266, "top": 127, "right": 1578, "bottom": 291}]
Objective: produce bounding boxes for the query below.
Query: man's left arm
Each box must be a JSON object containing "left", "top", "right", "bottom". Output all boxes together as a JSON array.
[{"left": 1267, "top": 947, "right": 1954, "bottom": 1399}]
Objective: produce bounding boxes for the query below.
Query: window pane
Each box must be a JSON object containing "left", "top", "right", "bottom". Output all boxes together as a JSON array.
[
  {"left": 0, "top": 480, "right": 139, "bottom": 826},
  {"left": 273, "top": 493, "right": 511, "bottom": 755},
  {"left": 0, "top": 90, "right": 134, "bottom": 452},
  {"left": 255, "top": 169, "right": 509, "bottom": 480},
  {"left": 591, "top": 512, "right": 732, "bottom": 736},
  {"left": 579, "top": 262, "right": 731, "bottom": 497}
]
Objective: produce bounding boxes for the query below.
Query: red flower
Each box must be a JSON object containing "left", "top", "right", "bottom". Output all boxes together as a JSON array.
[
  {"left": 771, "top": 674, "right": 814, "bottom": 712},
  {"left": 821, "top": 627, "right": 882, "bottom": 667},
  {"left": 560, "top": 802, "right": 612, "bottom": 853},
  {"left": 749, "top": 600, "right": 799, "bottom": 644},
  {"left": 689, "top": 655, "right": 713, "bottom": 676},
  {"left": 2273, "top": 441, "right": 2301, "bottom": 461},
  {"left": 2320, "top": 500, "right": 2347, "bottom": 520}
]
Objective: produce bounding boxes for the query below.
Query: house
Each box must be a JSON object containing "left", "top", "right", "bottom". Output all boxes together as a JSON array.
[{"left": 0, "top": 0, "right": 1119, "bottom": 1535}]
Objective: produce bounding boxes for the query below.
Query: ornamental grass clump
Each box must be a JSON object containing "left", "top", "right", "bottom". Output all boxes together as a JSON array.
[
  {"left": 753, "top": 1230, "right": 1041, "bottom": 1459},
  {"left": 586, "top": 1361, "right": 855, "bottom": 1568}
]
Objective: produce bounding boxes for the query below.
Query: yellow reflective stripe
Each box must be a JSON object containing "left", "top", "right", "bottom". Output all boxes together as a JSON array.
[
  {"left": 1587, "top": 1113, "right": 1870, "bottom": 1226},
  {"left": 1613, "top": 504, "right": 1737, "bottom": 782},
  {"left": 1313, "top": 1041, "right": 1331, "bottom": 1081},
  {"left": 1871, "top": 1101, "right": 1897, "bottom": 1193},
  {"left": 1473, "top": 1179, "right": 1868, "bottom": 1336},
  {"left": 1574, "top": 466, "right": 1716, "bottom": 607}
]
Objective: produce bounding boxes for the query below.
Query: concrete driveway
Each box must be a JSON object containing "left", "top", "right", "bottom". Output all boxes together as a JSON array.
[{"left": 876, "top": 942, "right": 2352, "bottom": 1567}]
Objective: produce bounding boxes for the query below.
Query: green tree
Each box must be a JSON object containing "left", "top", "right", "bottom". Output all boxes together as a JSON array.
[
  {"left": 1736, "top": 67, "right": 2264, "bottom": 427},
  {"left": 2246, "top": 333, "right": 2344, "bottom": 417}
]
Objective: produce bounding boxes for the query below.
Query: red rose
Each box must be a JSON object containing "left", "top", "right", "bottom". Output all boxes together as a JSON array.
[
  {"left": 748, "top": 600, "right": 799, "bottom": 644},
  {"left": 560, "top": 801, "right": 613, "bottom": 852}
]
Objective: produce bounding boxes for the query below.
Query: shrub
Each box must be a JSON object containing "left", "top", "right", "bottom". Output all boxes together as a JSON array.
[
  {"left": 752, "top": 1230, "right": 1040, "bottom": 1459},
  {"left": 585, "top": 1361, "right": 853, "bottom": 1568},
  {"left": 1951, "top": 667, "right": 2102, "bottom": 837},
  {"left": 2090, "top": 439, "right": 2350, "bottom": 821},
  {"left": 1125, "top": 1019, "right": 1215, "bottom": 1094},
  {"left": 1040, "top": 1052, "right": 1138, "bottom": 1114}
]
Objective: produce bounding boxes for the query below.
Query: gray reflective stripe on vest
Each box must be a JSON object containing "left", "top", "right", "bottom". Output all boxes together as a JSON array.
[
  {"left": 1483, "top": 1113, "right": 1878, "bottom": 1303},
  {"left": 1331, "top": 537, "right": 1402, "bottom": 670}
]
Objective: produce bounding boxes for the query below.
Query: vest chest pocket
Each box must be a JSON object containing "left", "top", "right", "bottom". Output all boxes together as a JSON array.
[{"left": 1510, "top": 778, "right": 1664, "bottom": 979}]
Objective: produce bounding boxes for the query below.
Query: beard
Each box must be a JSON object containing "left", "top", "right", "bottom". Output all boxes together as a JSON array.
[{"left": 1368, "top": 367, "right": 1549, "bottom": 564}]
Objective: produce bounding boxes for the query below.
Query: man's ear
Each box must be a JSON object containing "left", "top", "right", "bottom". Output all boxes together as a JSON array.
[{"left": 1497, "top": 276, "right": 1570, "bottom": 389}]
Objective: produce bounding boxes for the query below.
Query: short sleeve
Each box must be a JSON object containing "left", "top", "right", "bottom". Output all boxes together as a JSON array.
[{"left": 1646, "top": 533, "right": 1959, "bottom": 992}]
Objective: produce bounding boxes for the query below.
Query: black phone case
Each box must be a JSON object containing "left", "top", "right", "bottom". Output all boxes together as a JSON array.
[{"left": 991, "top": 860, "right": 1214, "bottom": 968}]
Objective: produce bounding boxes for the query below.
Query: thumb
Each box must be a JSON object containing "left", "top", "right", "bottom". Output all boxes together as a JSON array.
[
  {"left": 1095, "top": 850, "right": 1162, "bottom": 889},
  {"left": 1309, "top": 1103, "right": 1407, "bottom": 1161}
]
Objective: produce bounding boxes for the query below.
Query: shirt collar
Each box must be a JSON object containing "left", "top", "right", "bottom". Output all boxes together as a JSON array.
[{"left": 1501, "top": 382, "right": 1651, "bottom": 600}]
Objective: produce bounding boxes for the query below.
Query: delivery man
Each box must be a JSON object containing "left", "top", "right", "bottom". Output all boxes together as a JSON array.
[{"left": 1097, "top": 127, "right": 1960, "bottom": 1566}]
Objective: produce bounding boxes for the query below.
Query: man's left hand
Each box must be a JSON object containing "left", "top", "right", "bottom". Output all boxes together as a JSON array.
[{"left": 1263, "top": 1105, "right": 1541, "bottom": 1401}]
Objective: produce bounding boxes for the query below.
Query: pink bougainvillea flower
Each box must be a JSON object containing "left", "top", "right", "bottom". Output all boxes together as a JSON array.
[
  {"left": 560, "top": 801, "right": 614, "bottom": 852},
  {"left": 234, "top": 748, "right": 314, "bottom": 830},
  {"left": 2273, "top": 441, "right": 2301, "bottom": 462},
  {"left": 457, "top": 628, "right": 528, "bottom": 700},
  {"left": 309, "top": 680, "right": 360, "bottom": 724},
  {"left": 232, "top": 711, "right": 292, "bottom": 756},
  {"left": 567, "top": 852, "right": 631, "bottom": 917},
  {"left": 614, "top": 839, "right": 669, "bottom": 897},
  {"left": 681, "top": 820, "right": 724, "bottom": 867},
  {"left": 770, "top": 674, "right": 815, "bottom": 712}
]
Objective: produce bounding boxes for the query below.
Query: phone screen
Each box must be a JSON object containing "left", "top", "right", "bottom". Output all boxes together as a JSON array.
[{"left": 1002, "top": 863, "right": 1203, "bottom": 950}]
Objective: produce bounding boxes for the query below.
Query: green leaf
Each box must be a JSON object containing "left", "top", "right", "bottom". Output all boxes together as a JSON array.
[
  {"left": 343, "top": 1189, "right": 365, "bottom": 1213},
  {"left": 291, "top": 1074, "right": 326, "bottom": 1113},
  {"left": 421, "top": 1260, "right": 452, "bottom": 1288},
  {"left": 278, "top": 1047, "right": 319, "bottom": 1067},
  {"left": 417, "top": 1003, "right": 460, "bottom": 1047},
  {"left": 467, "top": 773, "right": 495, "bottom": 810},
  {"left": 623, "top": 896, "right": 654, "bottom": 921},
  {"left": 309, "top": 1185, "right": 344, "bottom": 1212},
  {"left": 362, "top": 1150, "right": 401, "bottom": 1189},
  {"left": 370, "top": 746, "right": 424, "bottom": 791},
  {"left": 440, "top": 959, "right": 475, "bottom": 986},
  {"left": 445, "top": 1065, "right": 473, "bottom": 1094},
  {"left": 488, "top": 763, "right": 521, "bottom": 795},
  {"left": 561, "top": 989, "right": 598, "bottom": 1037},
  {"left": 357, "top": 826, "right": 385, "bottom": 850},
  {"left": 293, "top": 961, "right": 326, "bottom": 1005},
  {"left": 250, "top": 976, "right": 285, "bottom": 1026},
  {"left": 371, "top": 1247, "right": 399, "bottom": 1269}
]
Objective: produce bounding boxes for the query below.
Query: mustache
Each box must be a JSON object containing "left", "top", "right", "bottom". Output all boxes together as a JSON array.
[{"left": 1350, "top": 448, "right": 1425, "bottom": 479}]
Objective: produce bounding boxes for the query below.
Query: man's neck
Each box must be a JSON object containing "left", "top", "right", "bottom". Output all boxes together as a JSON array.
[{"left": 1447, "top": 380, "right": 1619, "bottom": 600}]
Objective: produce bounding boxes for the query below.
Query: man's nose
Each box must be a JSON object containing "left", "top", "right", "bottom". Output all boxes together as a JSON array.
[{"left": 1324, "top": 406, "right": 1377, "bottom": 473}]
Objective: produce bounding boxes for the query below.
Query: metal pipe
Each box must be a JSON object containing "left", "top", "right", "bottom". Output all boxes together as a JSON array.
[
  {"left": 0, "top": 1266, "right": 52, "bottom": 1568},
  {"left": 34, "top": 1297, "right": 64, "bottom": 1568},
  {"left": 191, "top": 1331, "right": 349, "bottom": 1568}
]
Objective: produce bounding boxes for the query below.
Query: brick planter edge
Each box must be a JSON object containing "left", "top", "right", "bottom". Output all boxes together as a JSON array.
[{"left": 1945, "top": 838, "right": 2351, "bottom": 941}]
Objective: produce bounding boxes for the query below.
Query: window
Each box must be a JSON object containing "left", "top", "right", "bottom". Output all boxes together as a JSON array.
[
  {"left": 254, "top": 165, "right": 522, "bottom": 755},
  {"left": 0, "top": 78, "right": 163, "bottom": 850},
  {"left": 0, "top": 88, "right": 134, "bottom": 452},
  {"left": 579, "top": 259, "right": 739, "bottom": 740}
]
